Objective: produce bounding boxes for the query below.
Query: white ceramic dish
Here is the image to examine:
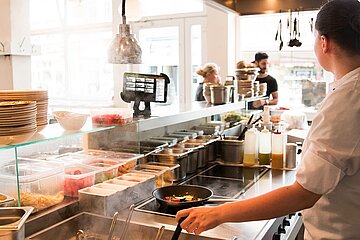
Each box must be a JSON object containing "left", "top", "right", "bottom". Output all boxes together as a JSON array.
[{"left": 53, "top": 111, "right": 88, "bottom": 131}]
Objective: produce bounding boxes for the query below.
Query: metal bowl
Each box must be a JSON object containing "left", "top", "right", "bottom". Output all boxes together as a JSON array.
[{"left": 0, "top": 193, "right": 15, "bottom": 207}]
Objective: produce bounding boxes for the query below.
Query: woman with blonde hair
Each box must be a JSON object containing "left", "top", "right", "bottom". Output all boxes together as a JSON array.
[{"left": 195, "top": 63, "right": 221, "bottom": 101}]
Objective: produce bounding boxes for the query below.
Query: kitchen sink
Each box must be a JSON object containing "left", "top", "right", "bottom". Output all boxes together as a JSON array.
[{"left": 27, "top": 212, "right": 215, "bottom": 240}]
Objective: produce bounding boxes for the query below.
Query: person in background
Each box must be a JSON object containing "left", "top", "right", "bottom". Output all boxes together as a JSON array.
[
  {"left": 250, "top": 52, "right": 279, "bottom": 109},
  {"left": 195, "top": 63, "right": 221, "bottom": 101},
  {"left": 176, "top": 0, "right": 360, "bottom": 239}
]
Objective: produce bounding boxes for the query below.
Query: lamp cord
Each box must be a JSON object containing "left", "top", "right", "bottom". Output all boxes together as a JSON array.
[{"left": 122, "top": 0, "right": 127, "bottom": 24}]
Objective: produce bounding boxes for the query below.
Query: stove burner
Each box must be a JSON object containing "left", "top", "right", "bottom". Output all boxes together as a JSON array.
[{"left": 135, "top": 164, "right": 269, "bottom": 217}]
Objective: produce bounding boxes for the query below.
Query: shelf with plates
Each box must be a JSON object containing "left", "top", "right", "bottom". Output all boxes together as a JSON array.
[{"left": 0, "top": 120, "right": 118, "bottom": 150}]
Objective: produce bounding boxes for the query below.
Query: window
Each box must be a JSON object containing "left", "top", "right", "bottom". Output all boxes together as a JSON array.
[
  {"left": 238, "top": 11, "right": 332, "bottom": 109},
  {"left": 30, "top": 0, "right": 113, "bottom": 108},
  {"left": 132, "top": 17, "right": 205, "bottom": 109}
]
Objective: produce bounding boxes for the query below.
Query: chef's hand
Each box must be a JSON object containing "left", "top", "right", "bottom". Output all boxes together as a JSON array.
[
  {"left": 175, "top": 206, "right": 222, "bottom": 235},
  {"left": 252, "top": 99, "right": 266, "bottom": 108}
]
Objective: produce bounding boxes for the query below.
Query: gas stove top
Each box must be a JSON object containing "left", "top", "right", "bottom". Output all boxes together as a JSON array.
[{"left": 135, "top": 163, "right": 268, "bottom": 217}]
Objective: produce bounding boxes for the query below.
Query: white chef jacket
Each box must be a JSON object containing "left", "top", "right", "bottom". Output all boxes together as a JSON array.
[{"left": 296, "top": 66, "right": 360, "bottom": 239}]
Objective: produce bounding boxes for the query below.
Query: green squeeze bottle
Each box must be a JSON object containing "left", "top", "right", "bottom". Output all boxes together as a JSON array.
[{"left": 259, "top": 126, "right": 271, "bottom": 165}]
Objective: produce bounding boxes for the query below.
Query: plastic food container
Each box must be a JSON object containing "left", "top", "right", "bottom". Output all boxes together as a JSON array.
[
  {"left": 82, "top": 158, "right": 119, "bottom": 183},
  {"left": 133, "top": 164, "right": 174, "bottom": 188},
  {"left": 73, "top": 149, "right": 112, "bottom": 157},
  {"left": 0, "top": 159, "right": 65, "bottom": 212},
  {"left": 118, "top": 173, "right": 152, "bottom": 183},
  {"left": 102, "top": 151, "right": 142, "bottom": 175},
  {"left": 64, "top": 164, "right": 96, "bottom": 197},
  {"left": 106, "top": 178, "right": 138, "bottom": 187},
  {"left": 92, "top": 182, "right": 128, "bottom": 191},
  {"left": 91, "top": 108, "right": 133, "bottom": 127},
  {"left": 20, "top": 152, "right": 60, "bottom": 160},
  {"left": 146, "top": 162, "right": 181, "bottom": 182},
  {"left": 50, "top": 153, "right": 94, "bottom": 166}
]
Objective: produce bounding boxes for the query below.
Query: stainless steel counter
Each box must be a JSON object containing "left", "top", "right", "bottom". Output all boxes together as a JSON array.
[
  {"left": 128, "top": 168, "right": 297, "bottom": 240},
  {"left": 25, "top": 167, "right": 298, "bottom": 240}
]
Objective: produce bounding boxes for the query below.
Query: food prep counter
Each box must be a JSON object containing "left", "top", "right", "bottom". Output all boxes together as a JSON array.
[
  {"left": 25, "top": 163, "right": 300, "bottom": 240},
  {"left": 129, "top": 166, "right": 299, "bottom": 240}
]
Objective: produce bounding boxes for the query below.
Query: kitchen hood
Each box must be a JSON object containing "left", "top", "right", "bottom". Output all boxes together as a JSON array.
[{"left": 211, "top": 0, "right": 324, "bottom": 15}]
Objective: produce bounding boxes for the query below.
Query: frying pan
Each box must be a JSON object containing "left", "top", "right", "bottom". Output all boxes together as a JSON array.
[{"left": 153, "top": 185, "right": 237, "bottom": 210}]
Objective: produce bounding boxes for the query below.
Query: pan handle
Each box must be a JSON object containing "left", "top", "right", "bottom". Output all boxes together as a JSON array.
[{"left": 207, "top": 198, "right": 238, "bottom": 203}]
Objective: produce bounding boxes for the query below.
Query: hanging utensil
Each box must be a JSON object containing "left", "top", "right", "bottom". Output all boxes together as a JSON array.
[
  {"left": 275, "top": 19, "right": 280, "bottom": 41},
  {"left": 107, "top": 212, "right": 119, "bottom": 240},
  {"left": 288, "top": 10, "right": 294, "bottom": 47},
  {"left": 279, "top": 19, "right": 284, "bottom": 51},
  {"left": 295, "top": 10, "right": 302, "bottom": 47},
  {"left": 309, "top": 17, "right": 314, "bottom": 33},
  {"left": 119, "top": 204, "right": 135, "bottom": 240}
]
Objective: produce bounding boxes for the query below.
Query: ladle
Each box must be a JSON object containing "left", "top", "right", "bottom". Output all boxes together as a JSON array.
[
  {"left": 154, "top": 226, "right": 165, "bottom": 240},
  {"left": 107, "top": 211, "right": 119, "bottom": 240},
  {"left": 119, "top": 204, "right": 135, "bottom": 240}
]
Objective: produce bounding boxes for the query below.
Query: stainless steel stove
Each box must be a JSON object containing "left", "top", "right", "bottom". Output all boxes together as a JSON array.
[{"left": 135, "top": 163, "right": 268, "bottom": 217}]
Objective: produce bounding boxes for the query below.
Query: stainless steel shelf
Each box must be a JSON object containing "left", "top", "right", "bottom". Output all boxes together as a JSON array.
[{"left": 136, "top": 101, "right": 245, "bottom": 131}]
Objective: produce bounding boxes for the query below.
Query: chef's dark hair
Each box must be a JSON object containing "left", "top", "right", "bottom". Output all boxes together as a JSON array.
[
  {"left": 315, "top": 0, "right": 360, "bottom": 55},
  {"left": 254, "top": 52, "right": 268, "bottom": 62}
]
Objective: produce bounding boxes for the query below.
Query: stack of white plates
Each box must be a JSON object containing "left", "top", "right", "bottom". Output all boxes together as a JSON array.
[
  {"left": 0, "top": 101, "right": 37, "bottom": 145},
  {"left": 0, "top": 90, "right": 48, "bottom": 131}
]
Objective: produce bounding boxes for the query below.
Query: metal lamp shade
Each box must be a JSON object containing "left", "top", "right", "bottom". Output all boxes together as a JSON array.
[{"left": 108, "top": 24, "right": 142, "bottom": 64}]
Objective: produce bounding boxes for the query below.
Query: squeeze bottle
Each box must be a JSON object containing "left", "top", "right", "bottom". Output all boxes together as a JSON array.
[
  {"left": 271, "top": 130, "right": 287, "bottom": 169},
  {"left": 259, "top": 126, "right": 271, "bottom": 165},
  {"left": 243, "top": 126, "right": 259, "bottom": 166}
]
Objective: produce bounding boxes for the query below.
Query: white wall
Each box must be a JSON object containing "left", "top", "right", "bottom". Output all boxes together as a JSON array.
[
  {"left": 204, "top": 2, "right": 239, "bottom": 80},
  {"left": 0, "top": 0, "right": 32, "bottom": 90}
]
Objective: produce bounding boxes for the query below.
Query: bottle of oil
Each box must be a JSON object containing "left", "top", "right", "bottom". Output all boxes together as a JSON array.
[
  {"left": 243, "top": 126, "right": 259, "bottom": 166},
  {"left": 259, "top": 126, "right": 271, "bottom": 165},
  {"left": 271, "top": 130, "right": 287, "bottom": 169}
]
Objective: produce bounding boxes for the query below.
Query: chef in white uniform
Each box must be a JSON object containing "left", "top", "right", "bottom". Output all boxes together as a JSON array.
[{"left": 176, "top": 0, "right": 360, "bottom": 239}]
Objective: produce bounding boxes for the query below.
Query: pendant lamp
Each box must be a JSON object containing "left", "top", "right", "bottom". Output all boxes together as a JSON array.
[{"left": 108, "top": 0, "right": 142, "bottom": 64}]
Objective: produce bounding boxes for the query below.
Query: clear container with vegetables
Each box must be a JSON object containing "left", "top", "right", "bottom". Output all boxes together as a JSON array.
[
  {"left": 82, "top": 158, "right": 119, "bottom": 183},
  {"left": 132, "top": 164, "right": 173, "bottom": 187},
  {"left": 0, "top": 159, "right": 65, "bottom": 212},
  {"left": 64, "top": 164, "right": 96, "bottom": 197}
]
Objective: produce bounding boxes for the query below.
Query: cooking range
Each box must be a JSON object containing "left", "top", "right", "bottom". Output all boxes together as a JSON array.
[{"left": 135, "top": 163, "right": 268, "bottom": 217}]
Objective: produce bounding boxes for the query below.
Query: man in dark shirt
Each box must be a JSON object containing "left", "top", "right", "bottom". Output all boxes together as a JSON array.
[{"left": 250, "top": 52, "right": 278, "bottom": 109}]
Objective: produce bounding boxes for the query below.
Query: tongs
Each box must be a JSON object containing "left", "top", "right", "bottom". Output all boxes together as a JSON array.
[
  {"left": 154, "top": 225, "right": 165, "bottom": 240},
  {"left": 119, "top": 204, "right": 135, "bottom": 240}
]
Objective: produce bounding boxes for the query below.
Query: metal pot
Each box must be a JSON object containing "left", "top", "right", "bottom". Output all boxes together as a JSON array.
[
  {"left": 174, "top": 143, "right": 207, "bottom": 169},
  {"left": 219, "top": 136, "right": 244, "bottom": 164},
  {"left": 210, "top": 86, "right": 229, "bottom": 105},
  {"left": 0, "top": 207, "right": 33, "bottom": 240},
  {"left": 171, "top": 148, "right": 197, "bottom": 174},
  {"left": 151, "top": 148, "right": 188, "bottom": 181},
  {"left": 194, "top": 136, "right": 219, "bottom": 162}
]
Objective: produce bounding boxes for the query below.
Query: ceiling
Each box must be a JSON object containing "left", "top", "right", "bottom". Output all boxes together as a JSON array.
[{"left": 211, "top": 0, "right": 326, "bottom": 15}]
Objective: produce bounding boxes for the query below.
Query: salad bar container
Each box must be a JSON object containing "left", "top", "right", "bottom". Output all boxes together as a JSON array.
[
  {"left": 0, "top": 207, "right": 33, "bottom": 240},
  {"left": 0, "top": 159, "right": 64, "bottom": 212},
  {"left": 78, "top": 173, "right": 155, "bottom": 216},
  {"left": 64, "top": 164, "right": 96, "bottom": 197}
]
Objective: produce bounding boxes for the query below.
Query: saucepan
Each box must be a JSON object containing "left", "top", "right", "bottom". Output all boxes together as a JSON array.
[{"left": 152, "top": 185, "right": 237, "bottom": 210}]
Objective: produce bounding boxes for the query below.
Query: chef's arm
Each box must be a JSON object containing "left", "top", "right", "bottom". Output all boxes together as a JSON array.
[
  {"left": 219, "top": 181, "right": 320, "bottom": 223},
  {"left": 268, "top": 91, "right": 278, "bottom": 105},
  {"left": 252, "top": 91, "right": 278, "bottom": 108}
]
